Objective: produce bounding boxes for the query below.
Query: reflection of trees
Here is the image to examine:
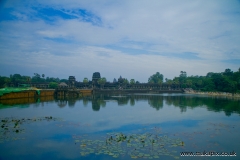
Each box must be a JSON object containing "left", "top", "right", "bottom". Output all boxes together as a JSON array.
[
  {"left": 117, "top": 97, "right": 129, "bottom": 106},
  {"left": 109, "top": 94, "right": 240, "bottom": 116},
  {"left": 83, "top": 98, "right": 88, "bottom": 107},
  {"left": 57, "top": 100, "right": 67, "bottom": 108},
  {"left": 130, "top": 98, "right": 135, "bottom": 106},
  {"left": 92, "top": 100, "right": 107, "bottom": 111},
  {"left": 56, "top": 97, "right": 82, "bottom": 108},
  {"left": 164, "top": 96, "right": 240, "bottom": 116},
  {"left": 68, "top": 98, "right": 76, "bottom": 107},
  {"left": 92, "top": 100, "right": 100, "bottom": 111},
  {"left": 79, "top": 93, "right": 240, "bottom": 116},
  {"left": 105, "top": 94, "right": 130, "bottom": 106},
  {"left": 100, "top": 100, "right": 106, "bottom": 107},
  {"left": 91, "top": 94, "right": 107, "bottom": 111},
  {"left": 148, "top": 96, "right": 163, "bottom": 110}
]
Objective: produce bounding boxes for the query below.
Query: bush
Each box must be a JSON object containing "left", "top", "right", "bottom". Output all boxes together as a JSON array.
[{"left": 49, "top": 82, "right": 58, "bottom": 89}]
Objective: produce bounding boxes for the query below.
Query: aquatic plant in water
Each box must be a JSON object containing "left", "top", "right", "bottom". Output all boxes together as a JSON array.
[
  {"left": 75, "top": 132, "right": 184, "bottom": 159},
  {"left": 0, "top": 116, "right": 60, "bottom": 143}
]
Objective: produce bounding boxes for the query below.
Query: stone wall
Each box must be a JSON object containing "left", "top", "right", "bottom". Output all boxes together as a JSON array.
[{"left": 0, "top": 90, "right": 55, "bottom": 100}]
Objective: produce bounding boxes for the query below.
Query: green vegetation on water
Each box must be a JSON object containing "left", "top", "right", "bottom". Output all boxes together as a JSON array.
[
  {"left": 74, "top": 131, "right": 183, "bottom": 159},
  {"left": 0, "top": 116, "right": 60, "bottom": 143}
]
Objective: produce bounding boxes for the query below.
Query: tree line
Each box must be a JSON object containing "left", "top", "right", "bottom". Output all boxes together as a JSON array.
[
  {"left": 0, "top": 68, "right": 239, "bottom": 93},
  {"left": 0, "top": 73, "right": 68, "bottom": 89},
  {"left": 147, "top": 68, "right": 240, "bottom": 94}
]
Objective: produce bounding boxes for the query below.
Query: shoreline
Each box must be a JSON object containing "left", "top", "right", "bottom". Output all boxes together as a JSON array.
[{"left": 184, "top": 90, "right": 240, "bottom": 98}]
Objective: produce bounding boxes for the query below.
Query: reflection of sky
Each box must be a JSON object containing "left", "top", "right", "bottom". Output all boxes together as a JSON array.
[
  {"left": 0, "top": 97, "right": 239, "bottom": 133},
  {"left": 0, "top": 95, "right": 240, "bottom": 159}
]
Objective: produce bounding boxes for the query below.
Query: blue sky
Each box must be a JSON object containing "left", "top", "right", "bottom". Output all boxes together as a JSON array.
[{"left": 0, "top": 0, "right": 240, "bottom": 82}]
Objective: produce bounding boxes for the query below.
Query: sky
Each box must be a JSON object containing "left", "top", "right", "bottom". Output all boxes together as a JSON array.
[{"left": 0, "top": 0, "right": 240, "bottom": 82}]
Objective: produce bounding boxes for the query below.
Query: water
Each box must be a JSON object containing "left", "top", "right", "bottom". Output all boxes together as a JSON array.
[{"left": 0, "top": 93, "right": 239, "bottom": 160}]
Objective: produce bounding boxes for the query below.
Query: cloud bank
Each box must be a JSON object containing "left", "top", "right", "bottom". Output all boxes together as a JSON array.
[{"left": 0, "top": 0, "right": 240, "bottom": 82}]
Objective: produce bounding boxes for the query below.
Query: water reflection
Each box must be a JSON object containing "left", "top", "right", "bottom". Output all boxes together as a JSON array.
[
  {"left": 68, "top": 98, "right": 77, "bottom": 107},
  {"left": 0, "top": 94, "right": 240, "bottom": 116},
  {"left": 0, "top": 96, "right": 55, "bottom": 109},
  {"left": 0, "top": 93, "right": 240, "bottom": 160},
  {"left": 75, "top": 94, "right": 240, "bottom": 116},
  {"left": 57, "top": 99, "right": 67, "bottom": 108},
  {"left": 148, "top": 96, "right": 163, "bottom": 110},
  {"left": 92, "top": 94, "right": 106, "bottom": 111},
  {"left": 130, "top": 97, "right": 135, "bottom": 106}
]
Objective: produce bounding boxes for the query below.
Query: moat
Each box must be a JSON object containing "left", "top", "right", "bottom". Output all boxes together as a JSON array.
[{"left": 0, "top": 93, "right": 240, "bottom": 160}]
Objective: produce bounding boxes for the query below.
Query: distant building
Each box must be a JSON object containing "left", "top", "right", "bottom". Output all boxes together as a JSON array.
[
  {"left": 58, "top": 82, "right": 68, "bottom": 88},
  {"left": 68, "top": 76, "right": 76, "bottom": 87},
  {"left": 118, "top": 76, "right": 124, "bottom": 83},
  {"left": 7, "top": 72, "right": 180, "bottom": 90},
  {"left": 92, "top": 72, "right": 101, "bottom": 84}
]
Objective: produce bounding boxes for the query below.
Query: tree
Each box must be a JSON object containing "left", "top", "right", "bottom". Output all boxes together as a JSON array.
[
  {"left": 221, "top": 77, "right": 237, "bottom": 94},
  {"left": 157, "top": 80, "right": 162, "bottom": 85},
  {"left": 202, "top": 78, "right": 215, "bottom": 91},
  {"left": 179, "top": 71, "right": 187, "bottom": 88},
  {"left": 11, "top": 74, "right": 22, "bottom": 85},
  {"left": 98, "top": 77, "right": 106, "bottom": 89},
  {"left": 32, "top": 73, "right": 45, "bottom": 82},
  {"left": 26, "top": 77, "right": 31, "bottom": 84},
  {"left": 197, "top": 80, "right": 203, "bottom": 88},
  {"left": 223, "top": 68, "right": 233, "bottom": 76},
  {"left": 49, "top": 82, "right": 58, "bottom": 89},
  {"left": 166, "top": 79, "right": 173, "bottom": 88},
  {"left": 148, "top": 72, "right": 163, "bottom": 84},
  {"left": 0, "top": 76, "right": 10, "bottom": 88},
  {"left": 206, "top": 72, "right": 214, "bottom": 78},
  {"left": 45, "top": 77, "right": 60, "bottom": 82},
  {"left": 180, "top": 71, "right": 187, "bottom": 77},
  {"left": 42, "top": 74, "right": 45, "bottom": 78},
  {"left": 60, "top": 79, "right": 68, "bottom": 83},
  {"left": 83, "top": 78, "right": 89, "bottom": 88},
  {"left": 130, "top": 79, "right": 135, "bottom": 85},
  {"left": 157, "top": 79, "right": 163, "bottom": 89},
  {"left": 33, "top": 73, "right": 40, "bottom": 79},
  {"left": 123, "top": 78, "right": 129, "bottom": 89},
  {"left": 149, "top": 80, "right": 154, "bottom": 84},
  {"left": 186, "top": 80, "right": 192, "bottom": 88},
  {"left": 173, "top": 79, "right": 179, "bottom": 89},
  {"left": 102, "top": 77, "right": 106, "bottom": 88}
]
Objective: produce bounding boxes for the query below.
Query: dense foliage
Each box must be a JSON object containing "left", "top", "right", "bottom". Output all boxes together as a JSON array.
[
  {"left": 148, "top": 72, "right": 163, "bottom": 84},
  {"left": 175, "top": 68, "right": 239, "bottom": 93},
  {"left": 148, "top": 68, "right": 240, "bottom": 93},
  {"left": 0, "top": 73, "right": 66, "bottom": 88}
]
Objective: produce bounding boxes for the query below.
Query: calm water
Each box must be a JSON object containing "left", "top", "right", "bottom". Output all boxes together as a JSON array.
[{"left": 0, "top": 93, "right": 240, "bottom": 160}]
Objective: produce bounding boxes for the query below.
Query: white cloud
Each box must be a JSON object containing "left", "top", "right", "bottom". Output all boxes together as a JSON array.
[{"left": 0, "top": 0, "right": 240, "bottom": 80}]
